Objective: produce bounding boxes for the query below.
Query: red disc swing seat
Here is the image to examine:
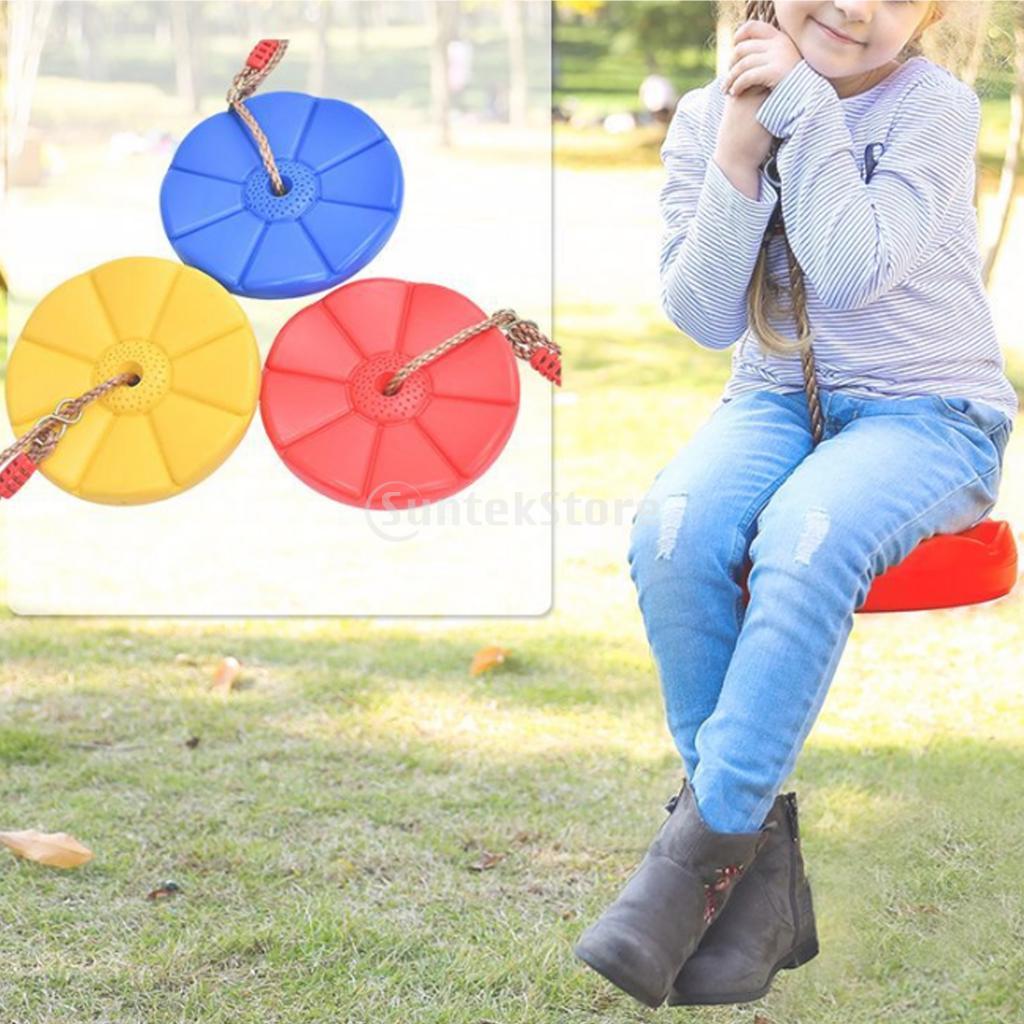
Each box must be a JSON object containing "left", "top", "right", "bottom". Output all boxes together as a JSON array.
[
  {"left": 739, "top": 519, "right": 1018, "bottom": 614},
  {"left": 854, "top": 520, "right": 1017, "bottom": 612},
  {"left": 735, "top": 130, "right": 1019, "bottom": 615},
  {"left": 731, "top": 387, "right": 1019, "bottom": 615}
]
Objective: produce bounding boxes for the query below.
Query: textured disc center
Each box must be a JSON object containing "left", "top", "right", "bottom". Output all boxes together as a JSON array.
[
  {"left": 350, "top": 352, "right": 429, "bottom": 423},
  {"left": 95, "top": 340, "right": 171, "bottom": 414},
  {"left": 243, "top": 159, "right": 318, "bottom": 220}
]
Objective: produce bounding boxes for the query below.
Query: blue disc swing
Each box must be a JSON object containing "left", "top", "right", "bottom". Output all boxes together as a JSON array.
[{"left": 159, "top": 40, "right": 403, "bottom": 300}]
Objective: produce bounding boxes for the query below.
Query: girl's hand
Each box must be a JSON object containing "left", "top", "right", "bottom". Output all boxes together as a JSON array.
[
  {"left": 716, "top": 88, "right": 774, "bottom": 169},
  {"left": 721, "top": 19, "right": 802, "bottom": 97}
]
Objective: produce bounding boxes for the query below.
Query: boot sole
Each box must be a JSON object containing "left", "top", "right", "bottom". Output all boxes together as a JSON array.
[{"left": 666, "top": 934, "right": 820, "bottom": 1006}]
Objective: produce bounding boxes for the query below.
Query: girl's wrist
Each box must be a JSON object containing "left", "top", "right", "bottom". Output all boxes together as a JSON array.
[
  {"left": 712, "top": 148, "right": 764, "bottom": 201},
  {"left": 714, "top": 143, "right": 762, "bottom": 175}
]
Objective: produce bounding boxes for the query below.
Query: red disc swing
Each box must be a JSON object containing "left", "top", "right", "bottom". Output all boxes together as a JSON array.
[{"left": 735, "top": 117, "right": 1017, "bottom": 614}]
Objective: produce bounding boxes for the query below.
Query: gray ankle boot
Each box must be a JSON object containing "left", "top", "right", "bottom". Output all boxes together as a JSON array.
[
  {"left": 573, "top": 778, "right": 776, "bottom": 1008},
  {"left": 667, "top": 790, "right": 819, "bottom": 1005}
]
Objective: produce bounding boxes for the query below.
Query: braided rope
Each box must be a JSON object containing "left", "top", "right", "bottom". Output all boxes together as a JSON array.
[
  {"left": 743, "top": 0, "right": 825, "bottom": 445},
  {"left": 382, "top": 311, "right": 560, "bottom": 395},
  {"left": 227, "top": 40, "right": 289, "bottom": 196},
  {"left": 0, "top": 371, "right": 139, "bottom": 470}
]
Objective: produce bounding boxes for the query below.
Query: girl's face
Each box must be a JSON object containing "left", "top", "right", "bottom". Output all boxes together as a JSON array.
[{"left": 774, "top": 1, "right": 938, "bottom": 79}]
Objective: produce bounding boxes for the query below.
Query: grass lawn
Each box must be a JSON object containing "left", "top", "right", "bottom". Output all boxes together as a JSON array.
[{"left": 3, "top": 593, "right": 1023, "bottom": 1022}]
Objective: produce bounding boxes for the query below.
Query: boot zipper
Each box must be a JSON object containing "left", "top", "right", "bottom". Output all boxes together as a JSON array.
[
  {"left": 784, "top": 791, "right": 800, "bottom": 841},
  {"left": 784, "top": 793, "right": 800, "bottom": 934}
]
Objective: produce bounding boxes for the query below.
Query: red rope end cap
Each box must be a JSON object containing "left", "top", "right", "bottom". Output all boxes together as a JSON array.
[
  {"left": 530, "top": 348, "right": 562, "bottom": 387},
  {"left": 0, "top": 451, "right": 38, "bottom": 499},
  {"left": 247, "top": 40, "right": 282, "bottom": 70}
]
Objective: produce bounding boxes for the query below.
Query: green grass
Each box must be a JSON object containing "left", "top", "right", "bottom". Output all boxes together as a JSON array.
[
  {"left": 2, "top": 603, "right": 1024, "bottom": 1021},
  {"left": 0, "top": 726, "right": 60, "bottom": 766}
]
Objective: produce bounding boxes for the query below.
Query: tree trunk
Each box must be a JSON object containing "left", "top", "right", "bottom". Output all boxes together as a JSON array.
[
  {"left": 353, "top": 0, "right": 367, "bottom": 57},
  {"left": 170, "top": 2, "right": 200, "bottom": 114},
  {"left": 961, "top": 0, "right": 991, "bottom": 87},
  {"left": 430, "top": 1, "right": 458, "bottom": 148},
  {"left": 308, "top": 1, "right": 333, "bottom": 95},
  {"left": 505, "top": 0, "right": 528, "bottom": 126},
  {"left": 961, "top": 0, "right": 993, "bottom": 211},
  {"left": 981, "top": 2, "right": 1024, "bottom": 286},
  {"left": 4, "top": 0, "right": 54, "bottom": 190},
  {"left": 64, "top": 1, "right": 88, "bottom": 77}
]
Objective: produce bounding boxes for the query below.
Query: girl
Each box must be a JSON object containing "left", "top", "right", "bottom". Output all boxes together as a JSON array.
[{"left": 574, "top": 0, "right": 1016, "bottom": 1009}]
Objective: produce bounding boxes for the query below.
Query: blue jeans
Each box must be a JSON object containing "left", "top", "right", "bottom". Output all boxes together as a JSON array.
[{"left": 627, "top": 388, "right": 1013, "bottom": 834}]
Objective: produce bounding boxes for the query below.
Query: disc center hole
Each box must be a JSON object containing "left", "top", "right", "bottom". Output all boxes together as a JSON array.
[
  {"left": 117, "top": 360, "right": 144, "bottom": 386},
  {"left": 268, "top": 175, "right": 293, "bottom": 196}
]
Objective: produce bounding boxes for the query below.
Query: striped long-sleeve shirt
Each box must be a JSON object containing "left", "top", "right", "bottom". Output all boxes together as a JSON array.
[{"left": 658, "top": 54, "right": 1018, "bottom": 422}]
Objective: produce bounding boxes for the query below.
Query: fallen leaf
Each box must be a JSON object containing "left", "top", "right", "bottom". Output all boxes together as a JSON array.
[
  {"left": 0, "top": 829, "right": 93, "bottom": 868},
  {"left": 468, "top": 849, "right": 506, "bottom": 871},
  {"left": 146, "top": 880, "right": 182, "bottom": 901},
  {"left": 211, "top": 656, "right": 242, "bottom": 693},
  {"left": 470, "top": 646, "right": 508, "bottom": 676}
]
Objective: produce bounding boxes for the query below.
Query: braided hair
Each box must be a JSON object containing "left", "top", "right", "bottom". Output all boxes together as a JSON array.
[{"left": 739, "top": 0, "right": 941, "bottom": 442}]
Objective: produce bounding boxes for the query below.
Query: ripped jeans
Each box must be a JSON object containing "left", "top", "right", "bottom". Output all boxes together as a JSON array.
[{"left": 627, "top": 388, "right": 1013, "bottom": 834}]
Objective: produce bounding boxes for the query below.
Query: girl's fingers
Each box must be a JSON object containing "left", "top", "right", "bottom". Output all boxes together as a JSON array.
[
  {"left": 722, "top": 54, "right": 763, "bottom": 93},
  {"left": 729, "top": 67, "right": 769, "bottom": 96},
  {"left": 730, "top": 39, "right": 763, "bottom": 62},
  {"left": 734, "top": 19, "right": 777, "bottom": 43},
  {"left": 723, "top": 55, "right": 749, "bottom": 91}
]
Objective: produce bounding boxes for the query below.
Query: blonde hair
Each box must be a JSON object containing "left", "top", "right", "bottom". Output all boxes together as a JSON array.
[{"left": 715, "top": 0, "right": 981, "bottom": 358}]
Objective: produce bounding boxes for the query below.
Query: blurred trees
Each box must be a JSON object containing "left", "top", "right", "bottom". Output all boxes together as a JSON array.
[
  {"left": 16, "top": 1, "right": 544, "bottom": 149},
  {"left": 984, "top": 1, "right": 1024, "bottom": 284},
  {"left": 556, "top": 0, "right": 1024, "bottom": 284},
  {"left": 556, "top": 1, "right": 716, "bottom": 73},
  {"left": 4, "top": 0, "right": 55, "bottom": 189}
]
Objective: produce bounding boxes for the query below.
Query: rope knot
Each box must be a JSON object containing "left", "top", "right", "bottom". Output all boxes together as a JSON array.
[{"left": 493, "top": 311, "right": 561, "bottom": 385}]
